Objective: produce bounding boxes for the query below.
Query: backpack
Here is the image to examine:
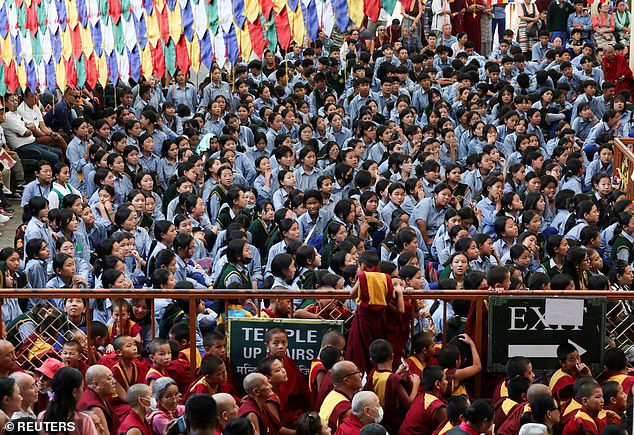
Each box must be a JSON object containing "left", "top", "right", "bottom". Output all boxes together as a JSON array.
[{"left": 158, "top": 300, "right": 189, "bottom": 338}]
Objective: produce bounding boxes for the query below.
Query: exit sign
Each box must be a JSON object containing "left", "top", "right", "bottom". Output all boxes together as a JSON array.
[{"left": 488, "top": 297, "right": 606, "bottom": 372}]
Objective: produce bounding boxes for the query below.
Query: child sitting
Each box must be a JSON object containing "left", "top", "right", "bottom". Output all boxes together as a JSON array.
[
  {"left": 308, "top": 331, "right": 346, "bottom": 410},
  {"left": 204, "top": 331, "right": 239, "bottom": 396},
  {"left": 549, "top": 342, "right": 591, "bottom": 403},
  {"left": 89, "top": 321, "right": 107, "bottom": 363},
  {"left": 365, "top": 339, "right": 420, "bottom": 435},
  {"left": 601, "top": 381, "right": 627, "bottom": 420},
  {"left": 258, "top": 356, "right": 298, "bottom": 430},
  {"left": 437, "top": 334, "right": 482, "bottom": 398},
  {"left": 433, "top": 395, "right": 470, "bottom": 435},
  {"left": 406, "top": 332, "right": 438, "bottom": 378},
  {"left": 165, "top": 339, "right": 193, "bottom": 395},
  {"left": 265, "top": 327, "right": 310, "bottom": 419},
  {"left": 182, "top": 354, "right": 230, "bottom": 403},
  {"left": 493, "top": 376, "right": 531, "bottom": 429},
  {"left": 562, "top": 381, "right": 618, "bottom": 434},
  {"left": 169, "top": 322, "right": 202, "bottom": 369},
  {"left": 61, "top": 339, "right": 89, "bottom": 376},
  {"left": 106, "top": 299, "right": 142, "bottom": 348},
  {"left": 400, "top": 366, "right": 449, "bottom": 435},
  {"left": 112, "top": 335, "right": 146, "bottom": 402},
  {"left": 313, "top": 346, "right": 344, "bottom": 411},
  {"left": 493, "top": 356, "right": 535, "bottom": 403},
  {"left": 260, "top": 298, "right": 292, "bottom": 318},
  {"left": 146, "top": 338, "right": 172, "bottom": 388},
  {"left": 600, "top": 348, "right": 634, "bottom": 399}
]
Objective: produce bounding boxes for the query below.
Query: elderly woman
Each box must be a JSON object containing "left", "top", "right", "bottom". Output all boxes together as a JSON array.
[{"left": 148, "top": 377, "right": 185, "bottom": 435}]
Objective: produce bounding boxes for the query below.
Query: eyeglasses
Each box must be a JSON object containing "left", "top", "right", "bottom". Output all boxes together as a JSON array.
[
  {"left": 343, "top": 370, "right": 361, "bottom": 379},
  {"left": 162, "top": 393, "right": 182, "bottom": 401}
]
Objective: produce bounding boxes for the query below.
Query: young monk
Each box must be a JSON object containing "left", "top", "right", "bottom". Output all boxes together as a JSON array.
[
  {"left": 204, "top": 331, "right": 239, "bottom": 396},
  {"left": 406, "top": 331, "right": 438, "bottom": 378},
  {"left": 182, "top": 355, "right": 230, "bottom": 403},
  {"left": 259, "top": 356, "right": 297, "bottom": 432},
  {"left": 111, "top": 335, "right": 146, "bottom": 421},
  {"left": 308, "top": 331, "right": 346, "bottom": 410},
  {"left": 601, "top": 348, "right": 634, "bottom": 399},
  {"left": 345, "top": 251, "right": 403, "bottom": 374},
  {"left": 365, "top": 339, "right": 420, "bottom": 435},
  {"left": 550, "top": 342, "right": 590, "bottom": 404},
  {"left": 493, "top": 376, "right": 531, "bottom": 429},
  {"left": 563, "top": 381, "right": 619, "bottom": 435},
  {"left": 493, "top": 356, "right": 535, "bottom": 403},
  {"left": 145, "top": 338, "right": 171, "bottom": 388},
  {"left": 265, "top": 327, "right": 310, "bottom": 418},
  {"left": 399, "top": 366, "right": 448, "bottom": 435},
  {"left": 314, "top": 346, "right": 345, "bottom": 410}
]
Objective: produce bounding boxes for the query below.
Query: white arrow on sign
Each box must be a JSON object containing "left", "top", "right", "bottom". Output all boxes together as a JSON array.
[{"left": 507, "top": 339, "right": 587, "bottom": 359}]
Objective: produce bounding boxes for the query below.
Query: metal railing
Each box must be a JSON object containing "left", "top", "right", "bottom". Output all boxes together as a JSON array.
[{"left": 1, "top": 288, "right": 631, "bottom": 397}]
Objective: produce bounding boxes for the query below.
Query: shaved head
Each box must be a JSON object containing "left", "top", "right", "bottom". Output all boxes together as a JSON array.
[
  {"left": 331, "top": 361, "right": 358, "bottom": 385},
  {"left": 526, "top": 384, "right": 552, "bottom": 402}
]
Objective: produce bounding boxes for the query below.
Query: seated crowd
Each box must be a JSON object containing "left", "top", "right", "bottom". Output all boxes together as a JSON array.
[{"left": 0, "top": 5, "right": 631, "bottom": 434}]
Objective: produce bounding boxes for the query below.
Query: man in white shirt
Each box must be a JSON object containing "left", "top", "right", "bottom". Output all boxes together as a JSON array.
[
  {"left": 2, "top": 94, "right": 63, "bottom": 164},
  {"left": 0, "top": 104, "right": 24, "bottom": 197},
  {"left": 17, "top": 88, "right": 67, "bottom": 155}
]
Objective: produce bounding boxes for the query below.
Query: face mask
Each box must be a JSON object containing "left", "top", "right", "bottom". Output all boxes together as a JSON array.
[
  {"left": 246, "top": 204, "right": 256, "bottom": 211},
  {"left": 142, "top": 397, "right": 158, "bottom": 412},
  {"left": 243, "top": 256, "right": 253, "bottom": 265}
]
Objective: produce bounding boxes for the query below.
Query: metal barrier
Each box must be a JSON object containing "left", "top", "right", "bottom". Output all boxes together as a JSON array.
[{"left": 0, "top": 288, "right": 630, "bottom": 397}]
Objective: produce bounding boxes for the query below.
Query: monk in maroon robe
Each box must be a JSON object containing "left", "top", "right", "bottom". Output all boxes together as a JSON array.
[
  {"left": 603, "top": 46, "right": 634, "bottom": 101},
  {"left": 238, "top": 373, "right": 281, "bottom": 435},
  {"left": 119, "top": 384, "right": 153, "bottom": 435},
  {"left": 78, "top": 365, "right": 120, "bottom": 435}
]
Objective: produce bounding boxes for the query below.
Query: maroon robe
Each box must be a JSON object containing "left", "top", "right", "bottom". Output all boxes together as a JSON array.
[
  {"left": 462, "top": 0, "right": 483, "bottom": 53},
  {"left": 400, "top": 393, "right": 446, "bottom": 435},
  {"left": 268, "top": 353, "right": 309, "bottom": 419},
  {"left": 78, "top": 388, "right": 120, "bottom": 435},
  {"left": 118, "top": 409, "right": 152, "bottom": 435},
  {"left": 365, "top": 369, "right": 408, "bottom": 435},
  {"left": 165, "top": 358, "right": 193, "bottom": 395},
  {"left": 314, "top": 372, "right": 334, "bottom": 411},
  {"left": 111, "top": 360, "right": 146, "bottom": 423},
  {"left": 602, "top": 54, "right": 634, "bottom": 101},
  {"left": 496, "top": 401, "right": 530, "bottom": 435},
  {"left": 386, "top": 301, "right": 411, "bottom": 372},
  {"left": 345, "top": 270, "right": 394, "bottom": 374},
  {"left": 238, "top": 395, "right": 280, "bottom": 435}
]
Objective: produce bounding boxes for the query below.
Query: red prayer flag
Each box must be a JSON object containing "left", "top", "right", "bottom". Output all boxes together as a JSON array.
[
  {"left": 156, "top": 6, "right": 170, "bottom": 43},
  {"left": 64, "top": 57, "right": 78, "bottom": 89},
  {"left": 174, "top": 34, "right": 190, "bottom": 76},
  {"left": 85, "top": 53, "right": 98, "bottom": 89},
  {"left": 260, "top": 0, "right": 274, "bottom": 22},
  {"left": 364, "top": 0, "right": 381, "bottom": 23},
  {"left": 247, "top": 18, "right": 266, "bottom": 57},
  {"left": 150, "top": 41, "right": 166, "bottom": 80},
  {"left": 274, "top": 6, "right": 291, "bottom": 50},
  {"left": 25, "top": 3, "right": 38, "bottom": 36},
  {"left": 4, "top": 60, "right": 18, "bottom": 94},
  {"left": 70, "top": 24, "right": 82, "bottom": 60},
  {"left": 108, "top": 0, "right": 123, "bottom": 24}
]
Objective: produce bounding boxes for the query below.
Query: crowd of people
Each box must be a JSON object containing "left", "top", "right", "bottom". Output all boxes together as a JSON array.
[{"left": 0, "top": 0, "right": 630, "bottom": 433}]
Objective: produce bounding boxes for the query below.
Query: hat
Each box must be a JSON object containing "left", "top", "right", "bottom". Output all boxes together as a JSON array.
[{"left": 36, "top": 358, "right": 64, "bottom": 378}]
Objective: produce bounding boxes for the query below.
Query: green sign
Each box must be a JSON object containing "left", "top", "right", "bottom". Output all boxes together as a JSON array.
[
  {"left": 488, "top": 297, "right": 606, "bottom": 372},
  {"left": 227, "top": 317, "right": 344, "bottom": 385}
]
